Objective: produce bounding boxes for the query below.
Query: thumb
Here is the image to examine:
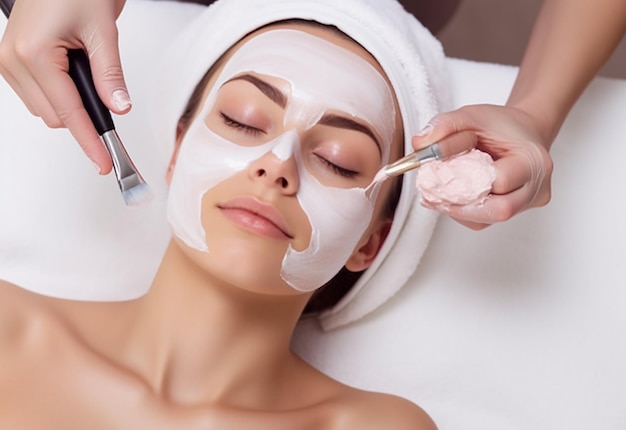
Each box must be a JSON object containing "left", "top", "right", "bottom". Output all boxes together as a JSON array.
[
  {"left": 83, "top": 22, "right": 131, "bottom": 115},
  {"left": 412, "top": 109, "right": 479, "bottom": 158}
]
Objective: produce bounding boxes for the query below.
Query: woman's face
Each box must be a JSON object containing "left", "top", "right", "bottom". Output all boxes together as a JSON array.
[{"left": 167, "top": 23, "right": 402, "bottom": 295}]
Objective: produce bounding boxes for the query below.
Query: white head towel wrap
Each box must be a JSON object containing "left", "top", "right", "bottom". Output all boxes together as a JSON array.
[{"left": 153, "top": 0, "right": 450, "bottom": 330}]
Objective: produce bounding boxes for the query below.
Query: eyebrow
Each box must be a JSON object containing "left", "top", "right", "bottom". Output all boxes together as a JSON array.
[
  {"left": 224, "top": 73, "right": 287, "bottom": 109},
  {"left": 318, "top": 114, "right": 382, "bottom": 156},
  {"left": 224, "top": 74, "right": 382, "bottom": 156}
]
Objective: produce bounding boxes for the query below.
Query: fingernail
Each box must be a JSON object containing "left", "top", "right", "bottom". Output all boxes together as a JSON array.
[
  {"left": 91, "top": 161, "right": 102, "bottom": 174},
  {"left": 417, "top": 124, "right": 433, "bottom": 137},
  {"left": 112, "top": 89, "right": 132, "bottom": 111}
]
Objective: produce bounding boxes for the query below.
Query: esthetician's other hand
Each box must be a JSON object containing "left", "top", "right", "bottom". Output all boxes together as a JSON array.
[
  {"left": 412, "top": 104, "right": 553, "bottom": 230},
  {"left": 413, "top": 0, "right": 625, "bottom": 230},
  {"left": 0, "top": 0, "right": 128, "bottom": 174}
]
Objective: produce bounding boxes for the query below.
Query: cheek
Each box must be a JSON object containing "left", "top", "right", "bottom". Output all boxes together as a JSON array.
[
  {"left": 167, "top": 113, "right": 280, "bottom": 252},
  {"left": 281, "top": 167, "right": 376, "bottom": 292},
  {"left": 196, "top": 189, "right": 298, "bottom": 293},
  {"left": 288, "top": 206, "right": 312, "bottom": 253},
  {"left": 294, "top": 146, "right": 377, "bottom": 252}
]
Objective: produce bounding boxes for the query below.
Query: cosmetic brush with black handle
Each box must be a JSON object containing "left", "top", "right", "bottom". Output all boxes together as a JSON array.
[{"left": 1, "top": 0, "right": 152, "bottom": 206}]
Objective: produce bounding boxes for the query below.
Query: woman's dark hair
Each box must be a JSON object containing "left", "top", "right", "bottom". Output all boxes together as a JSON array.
[{"left": 177, "top": 20, "right": 404, "bottom": 316}]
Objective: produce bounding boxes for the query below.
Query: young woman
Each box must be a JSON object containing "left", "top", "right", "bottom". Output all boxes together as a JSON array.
[{"left": 0, "top": 1, "right": 441, "bottom": 427}]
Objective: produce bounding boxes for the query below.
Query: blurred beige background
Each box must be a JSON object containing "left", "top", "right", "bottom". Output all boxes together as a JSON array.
[
  {"left": 187, "top": 0, "right": 625, "bottom": 77},
  {"left": 436, "top": 0, "right": 626, "bottom": 79}
]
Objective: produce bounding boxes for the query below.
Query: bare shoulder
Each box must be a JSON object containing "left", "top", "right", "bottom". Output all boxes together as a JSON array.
[
  {"left": 294, "top": 357, "right": 436, "bottom": 430},
  {"left": 0, "top": 280, "right": 62, "bottom": 358},
  {"left": 331, "top": 388, "right": 437, "bottom": 430},
  {"left": 0, "top": 281, "right": 33, "bottom": 385},
  {"left": 0, "top": 280, "right": 32, "bottom": 345}
]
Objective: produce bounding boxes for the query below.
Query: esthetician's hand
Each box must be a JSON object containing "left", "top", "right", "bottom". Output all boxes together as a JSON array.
[
  {"left": 0, "top": 0, "right": 127, "bottom": 174},
  {"left": 412, "top": 104, "right": 553, "bottom": 230},
  {"left": 414, "top": 0, "right": 626, "bottom": 230}
]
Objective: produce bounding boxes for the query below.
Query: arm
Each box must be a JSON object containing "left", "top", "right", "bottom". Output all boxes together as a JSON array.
[
  {"left": 413, "top": 0, "right": 626, "bottom": 229},
  {"left": 508, "top": 0, "right": 626, "bottom": 145},
  {"left": 0, "top": 0, "right": 128, "bottom": 174}
]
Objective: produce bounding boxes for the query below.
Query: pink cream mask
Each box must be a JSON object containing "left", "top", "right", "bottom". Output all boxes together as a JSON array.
[
  {"left": 416, "top": 149, "right": 496, "bottom": 206},
  {"left": 167, "top": 29, "right": 396, "bottom": 292}
]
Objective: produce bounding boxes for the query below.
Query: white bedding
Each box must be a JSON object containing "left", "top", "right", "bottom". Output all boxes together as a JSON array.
[
  {"left": 1, "top": 1, "right": 625, "bottom": 428},
  {"left": 294, "top": 60, "right": 626, "bottom": 429}
]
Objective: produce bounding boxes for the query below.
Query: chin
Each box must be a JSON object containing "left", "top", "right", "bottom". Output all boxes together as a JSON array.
[{"left": 186, "top": 234, "right": 302, "bottom": 296}]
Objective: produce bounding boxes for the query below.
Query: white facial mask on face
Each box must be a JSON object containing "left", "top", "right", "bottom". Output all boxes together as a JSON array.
[{"left": 168, "top": 29, "right": 396, "bottom": 292}]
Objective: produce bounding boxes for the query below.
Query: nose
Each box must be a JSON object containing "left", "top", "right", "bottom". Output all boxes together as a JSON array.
[{"left": 247, "top": 131, "right": 300, "bottom": 195}]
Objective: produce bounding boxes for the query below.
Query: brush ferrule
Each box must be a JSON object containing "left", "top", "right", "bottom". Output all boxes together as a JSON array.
[
  {"left": 101, "top": 130, "right": 146, "bottom": 193},
  {"left": 384, "top": 143, "right": 443, "bottom": 177}
]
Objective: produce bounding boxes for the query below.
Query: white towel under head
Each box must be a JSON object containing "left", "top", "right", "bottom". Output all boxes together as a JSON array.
[{"left": 153, "top": 0, "right": 450, "bottom": 330}]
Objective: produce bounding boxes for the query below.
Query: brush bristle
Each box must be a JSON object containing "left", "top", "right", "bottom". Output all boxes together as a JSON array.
[{"left": 122, "top": 182, "right": 154, "bottom": 207}]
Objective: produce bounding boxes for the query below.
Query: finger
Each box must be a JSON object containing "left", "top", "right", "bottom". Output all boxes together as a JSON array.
[
  {"left": 491, "top": 153, "right": 533, "bottom": 195},
  {"left": 1, "top": 63, "right": 70, "bottom": 126},
  {"left": 58, "top": 90, "right": 114, "bottom": 174},
  {"left": 420, "top": 199, "right": 490, "bottom": 230},
  {"left": 448, "top": 217, "right": 490, "bottom": 231},
  {"left": 0, "top": 41, "right": 61, "bottom": 122},
  {"left": 0, "top": 62, "right": 41, "bottom": 117},
  {"left": 421, "top": 185, "right": 533, "bottom": 226},
  {"left": 30, "top": 45, "right": 114, "bottom": 172},
  {"left": 442, "top": 187, "right": 534, "bottom": 225},
  {"left": 33, "top": 58, "right": 113, "bottom": 174},
  {"left": 412, "top": 107, "right": 482, "bottom": 150},
  {"left": 433, "top": 130, "right": 477, "bottom": 158},
  {"left": 6, "top": 35, "right": 114, "bottom": 172},
  {"left": 84, "top": 22, "right": 131, "bottom": 114},
  {"left": 3, "top": 60, "right": 111, "bottom": 173},
  {"left": 3, "top": 34, "right": 88, "bottom": 129}
]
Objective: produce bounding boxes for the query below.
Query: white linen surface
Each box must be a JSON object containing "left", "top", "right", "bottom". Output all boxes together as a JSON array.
[
  {"left": 1, "top": 1, "right": 625, "bottom": 429},
  {"left": 294, "top": 61, "right": 626, "bottom": 429}
]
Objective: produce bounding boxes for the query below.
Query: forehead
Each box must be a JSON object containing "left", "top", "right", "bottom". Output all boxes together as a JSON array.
[{"left": 213, "top": 28, "right": 397, "bottom": 152}]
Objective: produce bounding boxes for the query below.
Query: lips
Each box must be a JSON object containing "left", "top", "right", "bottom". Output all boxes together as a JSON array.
[{"left": 218, "top": 196, "right": 293, "bottom": 240}]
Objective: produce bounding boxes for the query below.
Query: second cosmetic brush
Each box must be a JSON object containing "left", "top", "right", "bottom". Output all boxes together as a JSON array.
[{"left": 1, "top": 0, "right": 152, "bottom": 207}]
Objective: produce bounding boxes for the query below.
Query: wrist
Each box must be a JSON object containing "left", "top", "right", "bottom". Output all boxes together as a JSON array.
[{"left": 505, "top": 94, "right": 564, "bottom": 150}]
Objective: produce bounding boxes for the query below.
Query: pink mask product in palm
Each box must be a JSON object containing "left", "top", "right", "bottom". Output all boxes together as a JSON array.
[{"left": 416, "top": 149, "right": 496, "bottom": 206}]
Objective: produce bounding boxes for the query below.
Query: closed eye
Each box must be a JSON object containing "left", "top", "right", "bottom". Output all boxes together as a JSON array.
[
  {"left": 220, "top": 112, "right": 265, "bottom": 136},
  {"left": 314, "top": 154, "right": 359, "bottom": 178}
]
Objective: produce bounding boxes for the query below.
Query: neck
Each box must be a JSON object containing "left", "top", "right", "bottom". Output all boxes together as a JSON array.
[{"left": 119, "top": 240, "right": 311, "bottom": 407}]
